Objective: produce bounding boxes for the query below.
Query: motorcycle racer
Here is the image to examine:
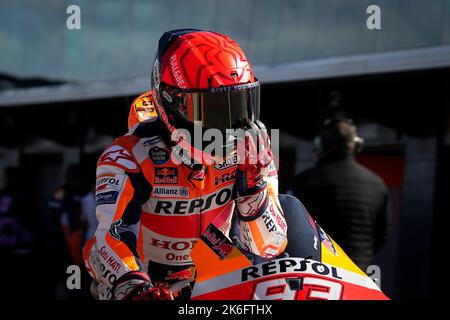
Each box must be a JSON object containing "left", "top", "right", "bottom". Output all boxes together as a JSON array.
[{"left": 83, "top": 29, "right": 287, "bottom": 300}]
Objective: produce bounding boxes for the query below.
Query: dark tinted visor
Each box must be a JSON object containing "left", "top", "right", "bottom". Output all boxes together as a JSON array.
[{"left": 160, "top": 81, "right": 260, "bottom": 130}]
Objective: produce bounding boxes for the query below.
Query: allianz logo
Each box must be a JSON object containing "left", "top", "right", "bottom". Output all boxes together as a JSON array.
[{"left": 152, "top": 186, "right": 189, "bottom": 197}]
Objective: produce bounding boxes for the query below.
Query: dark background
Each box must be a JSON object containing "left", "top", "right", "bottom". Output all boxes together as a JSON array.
[{"left": 1, "top": 0, "right": 450, "bottom": 300}]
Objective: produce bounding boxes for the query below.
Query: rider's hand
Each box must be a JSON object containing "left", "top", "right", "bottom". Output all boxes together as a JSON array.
[
  {"left": 112, "top": 271, "right": 174, "bottom": 300},
  {"left": 236, "top": 120, "right": 272, "bottom": 196}
]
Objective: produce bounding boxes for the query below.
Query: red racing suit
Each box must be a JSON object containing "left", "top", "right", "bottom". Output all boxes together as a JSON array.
[{"left": 83, "top": 92, "right": 287, "bottom": 300}]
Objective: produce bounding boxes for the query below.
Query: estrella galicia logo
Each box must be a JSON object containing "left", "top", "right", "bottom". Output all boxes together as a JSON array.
[
  {"left": 96, "top": 191, "right": 119, "bottom": 206},
  {"left": 149, "top": 146, "right": 169, "bottom": 165}
]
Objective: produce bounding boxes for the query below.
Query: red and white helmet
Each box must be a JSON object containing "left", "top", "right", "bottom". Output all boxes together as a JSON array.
[{"left": 151, "top": 29, "right": 260, "bottom": 164}]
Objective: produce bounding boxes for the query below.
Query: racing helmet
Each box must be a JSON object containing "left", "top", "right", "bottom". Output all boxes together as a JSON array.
[{"left": 151, "top": 29, "right": 260, "bottom": 164}]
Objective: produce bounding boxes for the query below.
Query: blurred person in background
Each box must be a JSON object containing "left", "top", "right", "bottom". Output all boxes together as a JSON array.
[
  {"left": 288, "top": 117, "right": 390, "bottom": 271},
  {"left": 80, "top": 184, "right": 97, "bottom": 241},
  {"left": 44, "top": 163, "right": 95, "bottom": 299},
  {"left": 0, "top": 167, "right": 36, "bottom": 296},
  {"left": 0, "top": 167, "right": 36, "bottom": 253}
]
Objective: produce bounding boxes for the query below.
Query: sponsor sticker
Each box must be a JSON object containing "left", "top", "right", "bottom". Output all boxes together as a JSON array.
[
  {"left": 165, "top": 267, "right": 196, "bottom": 282},
  {"left": 318, "top": 226, "right": 338, "bottom": 255},
  {"left": 98, "top": 146, "right": 137, "bottom": 171},
  {"left": 96, "top": 174, "right": 125, "bottom": 193},
  {"left": 149, "top": 237, "right": 197, "bottom": 251},
  {"left": 141, "top": 227, "right": 198, "bottom": 264},
  {"left": 151, "top": 186, "right": 233, "bottom": 215},
  {"left": 151, "top": 186, "right": 189, "bottom": 198},
  {"left": 170, "top": 54, "right": 186, "bottom": 88},
  {"left": 241, "top": 258, "right": 343, "bottom": 282},
  {"left": 154, "top": 167, "right": 178, "bottom": 184},
  {"left": 142, "top": 136, "right": 161, "bottom": 147},
  {"left": 97, "top": 246, "right": 122, "bottom": 273},
  {"left": 149, "top": 146, "right": 169, "bottom": 165},
  {"left": 214, "top": 170, "right": 236, "bottom": 186},
  {"left": 201, "top": 223, "right": 234, "bottom": 259},
  {"left": 214, "top": 154, "right": 239, "bottom": 171},
  {"left": 96, "top": 191, "right": 119, "bottom": 206},
  {"left": 268, "top": 161, "right": 277, "bottom": 177}
]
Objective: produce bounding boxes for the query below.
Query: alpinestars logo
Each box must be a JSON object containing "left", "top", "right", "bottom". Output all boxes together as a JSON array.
[
  {"left": 109, "top": 220, "right": 122, "bottom": 240},
  {"left": 99, "top": 146, "right": 137, "bottom": 170}
]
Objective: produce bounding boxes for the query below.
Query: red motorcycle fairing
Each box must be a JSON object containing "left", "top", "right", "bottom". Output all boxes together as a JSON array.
[
  {"left": 189, "top": 194, "right": 389, "bottom": 300},
  {"left": 190, "top": 256, "right": 387, "bottom": 300}
]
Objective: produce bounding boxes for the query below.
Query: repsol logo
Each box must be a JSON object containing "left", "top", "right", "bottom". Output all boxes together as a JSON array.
[
  {"left": 261, "top": 211, "right": 277, "bottom": 232},
  {"left": 96, "top": 174, "right": 124, "bottom": 193},
  {"left": 96, "top": 177, "right": 120, "bottom": 186},
  {"left": 241, "top": 258, "right": 343, "bottom": 282},
  {"left": 154, "top": 187, "right": 232, "bottom": 214}
]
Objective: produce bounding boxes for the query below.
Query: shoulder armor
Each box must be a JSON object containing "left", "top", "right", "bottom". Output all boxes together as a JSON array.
[
  {"left": 128, "top": 91, "right": 159, "bottom": 130},
  {"left": 98, "top": 137, "right": 140, "bottom": 173}
]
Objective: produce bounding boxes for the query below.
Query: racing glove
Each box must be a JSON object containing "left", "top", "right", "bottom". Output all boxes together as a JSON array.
[
  {"left": 236, "top": 120, "right": 272, "bottom": 220},
  {"left": 112, "top": 271, "right": 174, "bottom": 300}
]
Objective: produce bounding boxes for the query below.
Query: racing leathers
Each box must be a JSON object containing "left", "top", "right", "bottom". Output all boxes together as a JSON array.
[{"left": 84, "top": 92, "right": 288, "bottom": 300}]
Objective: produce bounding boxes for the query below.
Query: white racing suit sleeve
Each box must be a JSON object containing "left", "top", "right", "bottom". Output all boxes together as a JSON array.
[
  {"left": 85, "top": 144, "right": 151, "bottom": 298},
  {"left": 236, "top": 160, "right": 288, "bottom": 258}
]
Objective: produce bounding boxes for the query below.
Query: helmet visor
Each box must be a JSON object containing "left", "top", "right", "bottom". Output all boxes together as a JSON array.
[{"left": 160, "top": 81, "right": 260, "bottom": 131}]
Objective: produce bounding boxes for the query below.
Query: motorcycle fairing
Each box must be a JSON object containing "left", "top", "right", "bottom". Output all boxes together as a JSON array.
[
  {"left": 190, "top": 195, "right": 389, "bottom": 300},
  {"left": 190, "top": 257, "right": 387, "bottom": 300}
]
